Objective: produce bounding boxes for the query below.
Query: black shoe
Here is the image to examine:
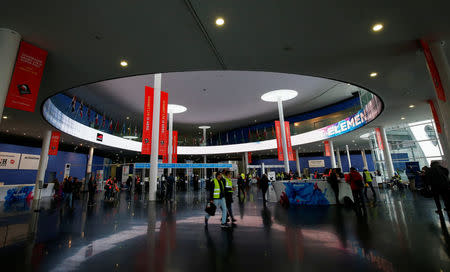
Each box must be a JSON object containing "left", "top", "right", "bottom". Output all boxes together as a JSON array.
[
  {"left": 231, "top": 218, "right": 237, "bottom": 222},
  {"left": 221, "top": 223, "right": 230, "bottom": 228}
]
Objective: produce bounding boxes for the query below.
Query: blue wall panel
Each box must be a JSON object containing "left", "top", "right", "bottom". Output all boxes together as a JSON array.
[{"left": 0, "top": 143, "right": 105, "bottom": 185}]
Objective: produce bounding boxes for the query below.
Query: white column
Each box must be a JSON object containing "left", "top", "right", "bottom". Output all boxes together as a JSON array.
[
  {"left": 329, "top": 140, "right": 337, "bottom": 168},
  {"left": 0, "top": 29, "right": 21, "bottom": 122},
  {"left": 244, "top": 152, "right": 249, "bottom": 172},
  {"left": 168, "top": 112, "right": 174, "bottom": 174},
  {"left": 295, "top": 148, "right": 301, "bottom": 177},
  {"left": 336, "top": 148, "right": 343, "bottom": 170},
  {"left": 86, "top": 147, "right": 94, "bottom": 175},
  {"left": 149, "top": 74, "right": 162, "bottom": 201},
  {"left": 427, "top": 42, "right": 450, "bottom": 166},
  {"left": 34, "top": 130, "right": 51, "bottom": 201},
  {"left": 261, "top": 163, "right": 265, "bottom": 175},
  {"left": 203, "top": 155, "right": 207, "bottom": 179},
  {"left": 241, "top": 153, "right": 245, "bottom": 174},
  {"left": 345, "top": 145, "right": 351, "bottom": 170},
  {"left": 277, "top": 98, "right": 290, "bottom": 173},
  {"left": 202, "top": 128, "right": 207, "bottom": 179},
  {"left": 361, "top": 150, "right": 368, "bottom": 170},
  {"left": 379, "top": 127, "right": 395, "bottom": 178}
]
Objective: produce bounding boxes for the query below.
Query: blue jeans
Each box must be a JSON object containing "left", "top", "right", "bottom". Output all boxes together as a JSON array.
[
  {"left": 206, "top": 197, "right": 227, "bottom": 224},
  {"left": 64, "top": 192, "right": 73, "bottom": 208}
]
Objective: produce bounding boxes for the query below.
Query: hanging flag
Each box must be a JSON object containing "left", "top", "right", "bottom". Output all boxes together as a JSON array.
[
  {"left": 428, "top": 100, "right": 442, "bottom": 133},
  {"left": 172, "top": 131, "right": 178, "bottom": 163},
  {"left": 285, "top": 121, "right": 294, "bottom": 161},
  {"left": 95, "top": 113, "right": 99, "bottom": 126},
  {"left": 226, "top": 132, "right": 229, "bottom": 144},
  {"left": 158, "top": 91, "right": 169, "bottom": 156},
  {"left": 71, "top": 96, "right": 76, "bottom": 112},
  {"left": 272, "top": 126, "right": 275, "bottom": 137},
  {"left": 248, "top": 152, "right": 252, "bottom": 164},
  {"left": 109, "top": 119, "right": 113, "bottom": 130},
  {"left": 324, "top": 140, "right": 331, "bottom": 156},
  {"left": 256, "top": 128, "right": 260, "bottom": 141},
  {"left": 48, "top": 131, "right": 61, "bottom": 156},
  {"left": 87, "top": 107, "right": 91, "bottom": 120},
  {"left": 122, "top": 122, "right": 126, "bottom": 135},
  {"left": 78, "top": 102, "right": 83, "bottom": 118},
  {"left": 134, "top": 125, "right": 138, "bottom": 137},
  {"left": 419, "top": 40, "right": 446, "bottom": 102},
  {"left": 5, "top": 41, "right": 47, "bottom": 112},
  {"left": 275, "top": 121, "right": 284, "bottom": 161},
  {"left": 264, "top": 127, "right": 267, "bottom": 139},
  {"left": 115, "top": 120, "right": 120, "bottom": 132},
  {"left": 102, "top": 114, "right": 106, "bottom": 128},
  {"left": 142, "top": 86, "right": 154, "bottom": 154}
]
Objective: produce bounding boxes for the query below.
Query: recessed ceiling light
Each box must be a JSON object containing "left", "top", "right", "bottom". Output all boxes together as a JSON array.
[
  {"left": 2, "top": 116, "right": 7, "bottom": 119},
  {"left": 5, "top": 130, "right": 8, "bottom": 132},
  {"left": 401, "top": 117, "right": 406, "bottom": 120},
  {"left": 23, "top": 133, "right": 26, "bottom": 135},
  {"left": 409, "top": 104, "right": 415, "bottom": 108},
  {"left": 370, "top": 72, "right": 378, "bottom": 77},
  {"left": 126, "top": 116, "right": 130, "bottom": 120},
  {"left": 120, "top": 60, "right": 128, "bottom": 67},
  {"left": 215, "top": 17, "right": 225, "bottom": 26},
  {"left": 352, "top": 140, "right": 355, "bottom": 142},
  {"left": 372, "top": 23, "right": 383, "bottom": 32}
]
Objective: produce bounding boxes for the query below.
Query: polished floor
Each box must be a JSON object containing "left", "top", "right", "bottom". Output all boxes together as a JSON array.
[{"left": 0, "top": 185, "right": 449, "bottom": 272}]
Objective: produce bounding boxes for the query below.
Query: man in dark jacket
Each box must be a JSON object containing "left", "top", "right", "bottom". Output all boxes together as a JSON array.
[
  {"left": 88, "top": 175, "right": 97, "bottom": 205},
  {"left": 237, "top": 173, "right": 245, "bottom": 200},
  {"left": 63, "top": 176, "right": 74, "bottom": 208},
  {"left": 166, "top": 173, "right": 175, "bottom": 201},
  {"left": 425, "top": 161, "right": 450, "bottom": 215},
  {"left": 348, "top": 167, "right": 365, "bottom": 214},
  {"left": 327, "top": 169, "right": 340, "bottom": 205},
  {"left": 260, "top": 174, "right": 269, "bottom": 205}
]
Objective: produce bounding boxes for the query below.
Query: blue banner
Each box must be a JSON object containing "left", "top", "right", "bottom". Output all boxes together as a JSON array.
[{"left": 134, "top": 163, "right": 232, "bottom": 169}]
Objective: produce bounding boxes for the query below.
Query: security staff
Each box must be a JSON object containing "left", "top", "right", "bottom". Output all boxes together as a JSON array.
[
  {"left": 205, "top": 172, "right": 229, "bottom": 228},
  {"left": 224, "top": 171, "right": 236, "bottom": 223},
  {"left": 237, "top": 173, "right": 245, "bottom": 200},
  {"left": 363, "top": 169, "right": 377, "bottom": 201}
]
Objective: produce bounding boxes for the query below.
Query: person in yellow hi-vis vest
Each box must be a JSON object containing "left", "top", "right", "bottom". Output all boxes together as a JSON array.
[
  {"left": 363, "top": 169, "right": 377, "bottom": 201},
  {"left": 237, "top": 173, "right": 246, "bottom": 200},
  {"left": 224, "top": 171, "right": 236, "bottom": 223},
  {"left": 205, "top": 172, "right": 229, "bottom": 228}
]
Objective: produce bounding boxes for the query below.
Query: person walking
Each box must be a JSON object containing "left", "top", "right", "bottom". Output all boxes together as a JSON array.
[
  {"left": 425, "top": 161, "right": 450, "bottom": 216},
  {"left": 260, "top": 173, "right": 269, "bottom": 205},
  {"left": 63, "top": 176, "right": 74, "bottom": 209},
  {"left": 166, "top": 173, "right": 175, "bottom": 201},
  {"left": 363, "top": 169, "right": 377, "bottom": 202},
  {"left": 348, "top": 167, "right": 365, "bottom": 214},
  {"left": 327, "top": 169, "right": 341, "bottom": 205},
  {"left": 224, "top": 171, "right": 236, "bottom": 223},
  {"left": 87, "top": 175, "right": 97, "bottom": 205},
  {"left": 237, "top": 173, "right": 245, "bottom": 200},
  {"left": 205, "top": 172, "right": 229, "bottom": 228}
]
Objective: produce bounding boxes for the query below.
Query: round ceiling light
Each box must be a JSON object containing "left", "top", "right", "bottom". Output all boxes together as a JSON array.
[
  {"left": 261, "top": 89, "right": 298, "bottom": 102},
  {"left": 370, "top": 72, "right": 378, "bottom": 78},
  {"left": 372, "top": 23, "right": 383, "bottom": 32},
  {"left": 168, "top": 104, "right": 187, "bottom": 114},
  {"left": 215, "top": 17, "right": 225, "bottom": 26},
  {"left": 409, "top": 104, "right": 415, "bottom": 108},
  {"left": 401, "top": 117, "right": 405, "bottom": 120},
  {"left": 120, "top": 60, "right": 128, "bottom": 67},
  {"left": 2, "top": 116, "right": 7, "bottom": 119},
  {"left": 199, "top": 126, "right": 211, "bottom": 129}
]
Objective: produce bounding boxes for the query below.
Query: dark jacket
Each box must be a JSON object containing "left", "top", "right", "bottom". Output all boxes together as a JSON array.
[
  {"left": 426, "top": 165, "right": 449, "bottom": 190},
  {"left": 327, "top": 172, "right": 339, "bottom": 185},
  {"left": 260, "top": 175, "right": 269, "bottom": 191},
  {"left": 63, "top": 180, "right": 74, "bottom": 193}
]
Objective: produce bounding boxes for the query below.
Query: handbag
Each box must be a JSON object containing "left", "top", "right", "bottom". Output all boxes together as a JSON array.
[{"left": 205, "top": 202, "right": 216, "bottom": 216}]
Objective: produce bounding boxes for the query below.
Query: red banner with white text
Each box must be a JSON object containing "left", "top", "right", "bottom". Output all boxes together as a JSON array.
[
  {"left": 48, "top": 131, "right": 61, "bottom": 155},
  {"left": 324, "top": 140, "right": 331, "bottom": 156},
  {"left": 275, "top": 121, "right": 283, "bottom": 161},
  {"left": 375, "top": 128, "right": 384, "bottom": 151},
  {"left": 420, "top": 40, "right": 446, "bottom": 102},
  {"left": 284, "top": 121, "right": 294, "bottom": 161},
  {"left": 159, "top": 91, "right": 169, "bottom": 156},
  {"left": 5, "top": 41, "right": 47, "bottom": 112},
  {"left": 428, "top": 100, "right": 442, "bottom": 133},
  {"left": 172, "top": 131, "right": 178, "bottom": 163},
  {"left": 141, "top": 87, "right": 154, "bottom": 155},
  {"left": 248, "top": 152, "right": 252, "bottom": 164}
]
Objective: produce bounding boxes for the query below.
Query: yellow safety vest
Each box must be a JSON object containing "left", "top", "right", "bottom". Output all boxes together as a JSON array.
[
  {"left": 241, "top": 173, "right": 245, "bottom": 179},
  {"left": 364, "top": 171, "right": 373, "bottom": 182},
  {"left": 224, "top": 177, "right": 233, "bottom": 192},
  {"left": 213, "top": 178, "right": 224, "bottom": 199}
]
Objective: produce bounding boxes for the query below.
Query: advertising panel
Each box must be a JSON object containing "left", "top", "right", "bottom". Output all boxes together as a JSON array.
[
  {"left": 284, "top": 121, "right": 294, "bottom": 161},
  {"left": 172, "top": 131, "right": 178, "bottom": 163},
  {"left": 420, "top": 40, "right": 446, "bottom": 102},
  {"left": 0, "top": 152, "right": 21, "bottom": 169},
  {"left": 308, "top": 160, "right": 325, "bottom": 168},
  {"left": 5, "top": 41, "right": 48, "bottom": 112},
  {"left": 19, "top": 154, "right": 40, "bottom": 170},
  {"left": 324, "top": 140, "right": 331, "bottom": 156},
  {"left": 141, "top": 86, "right": 154, "bottom": 154},
  {"left": 375, "top": 128, "right": 384, "bottom": 151},
  {"left": 158, "top": 91, "right": 169, "bottom": 156},
  {"left": 248, "top": 152, "right": 252, "bottom": 164},
  {"left": 48, "top": 131, "right": 61, "bottom": 155},
  {"left": 275, "top": 121, "right": 283, "bottom": 161}
]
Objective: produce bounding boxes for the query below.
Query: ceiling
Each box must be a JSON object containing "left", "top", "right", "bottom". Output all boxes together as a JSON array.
[
  {"left": 65, "top": 70, "right": 359, "bottom": 132},
  {"left": 0, "top": 0, "right": 449, "bottom": 156}
]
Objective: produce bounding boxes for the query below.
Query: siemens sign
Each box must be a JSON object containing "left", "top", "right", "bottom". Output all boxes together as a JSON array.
[{"left": 323, "top": 109, "right": 367, "bottom": 137}]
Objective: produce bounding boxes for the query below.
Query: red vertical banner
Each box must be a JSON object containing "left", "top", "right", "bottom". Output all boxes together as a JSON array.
[
  {"left": 324, "top": 140, "right": 331, "bottom": 156},
  {"left": 420, "top": 40, "right": 446, "bottom": 102},
  {"left": 428, "top": 100, "right": 442, "bottom": 133},
  {"left": 5, "top": 41, "right": 48, "bottom": 112},
  {"left": 275, "top": 121, "right": 284, "bottom": 161},
  {"left": 48, "top": 131, "right": 61, "bottom": 155},
  {"left": 375, "top": 128, "right": 384, "bottom": 151},
  {"left": 158, "top": 91, "right": 169, "bottom": 156},
  {"left": 172, "top": 131, "right": 178, "bottom": 163},
  {"left": 248, "top": 152, "right": 252, "bottom": 164},
  {"left": 141, "top": 86, "right": 154, "bottom": 155},
  {"left": 284, "top": 121, "right": 294, "bottom": 161}
]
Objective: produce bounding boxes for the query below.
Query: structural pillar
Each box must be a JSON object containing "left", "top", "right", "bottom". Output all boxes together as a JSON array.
[
  {"left": 34, "top": 130, "right": 51, "bottom": 202},
  {"left": 261, "top": 162, "right": 265, "bottom": 175},
  {"left": 295, "top": 148, "right": 301, "bottom": 177},
  {"left": 345, "top": 145, "right": 351, "bottom": 170},
  {"left": 86, "top": 147, "right": 94, "bottom": 176},
  {"left": 378, "top": 127, "right": 395, "bottom": 178},
  {"left": 361, "top": 150, "right": 368, "bottom": 170},
  {"left": 149, "top": 74, "right": 162, "bottom": 201},
  {"left": 329, "top": 140, "right": 337, "bottom": 168},
  {"left": 203, "top": 155, "right": 207, "bottom": 179},
  {"left": 0, "top": 29, "right": 21, "bottom": 123},
  {"left": 244, "top": 152, "right": 249, "bottom": 173},
  {"left": 336, "top": 148, "right": 343, "bottom": 170},
  {"left": 277, "top": 98, "right": 290, "bottom": 173}
]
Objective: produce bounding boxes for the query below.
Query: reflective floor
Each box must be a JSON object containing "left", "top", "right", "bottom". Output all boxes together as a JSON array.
[{"left": 1, "top": 186, "right": 449, "bottom": 271}]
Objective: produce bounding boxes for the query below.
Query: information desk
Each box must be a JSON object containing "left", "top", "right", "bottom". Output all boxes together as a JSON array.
[
  {"left": 271, "top": 180, "right": 354, "bottom": 205},
  {"left": 0, "top": 183, "right": 54, "bottom": 202}
]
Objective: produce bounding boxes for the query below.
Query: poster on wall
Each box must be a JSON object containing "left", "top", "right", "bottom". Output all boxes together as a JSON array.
[
  {"left": 375, "top": 128, "right": 384, "bottom": 151},
  {"left": 19, "top": 154, "right": 40, "bottom": 170},
  {"left": 308, "top": 160, "right": 325, "bottom": 168},
  {"left": 5, "top": 41, "right": 48, "bottom": 112},
  {"left": 141, "top": 86, "right": 154, "bottom": 155},
  {"left": 158, "top": 91, "right": 169, "bottom": 156},
  {"left": 324, "top": 140, "right": 331, "bottom": 156},
  {"left": 0, "top": 152, "right": 21, "bottom": 169},
  {"left": 172, "top": 131, "right": 178, "bottom": 163},
  {"left": 48, "top": 131, "right": 61, "bottom": 155}
]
